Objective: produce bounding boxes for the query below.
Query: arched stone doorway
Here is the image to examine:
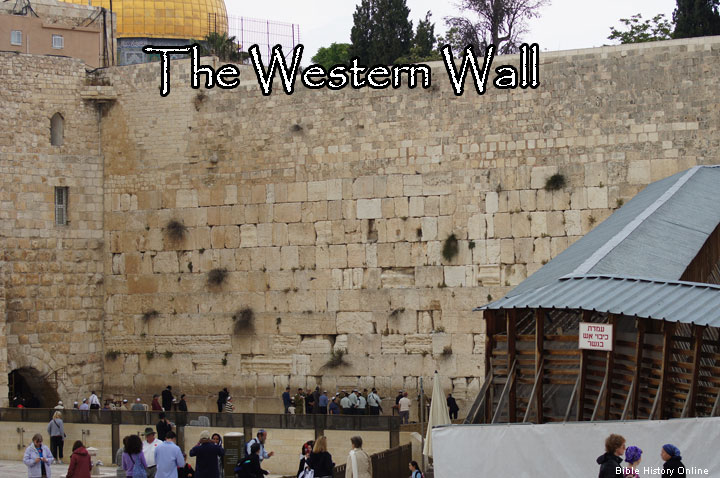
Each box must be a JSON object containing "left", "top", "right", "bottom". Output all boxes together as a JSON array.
[{"left": 8, "top": 368, "right": 60, "bottom": 408}]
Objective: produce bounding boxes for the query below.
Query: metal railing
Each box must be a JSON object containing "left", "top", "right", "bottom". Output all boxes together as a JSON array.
[{"left": 333, "top": 444, "right": 412, "bottom": 478}]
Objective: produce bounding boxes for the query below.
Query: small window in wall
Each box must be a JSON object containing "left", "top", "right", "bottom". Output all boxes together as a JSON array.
[
  {"left": 55, "top": 187, "right": 68, "bottom": 226},
  {"left": 52, "top": 34, "right": 64, "bottom": 49},
  {"left": 50, "top": 113, "right": 64, "bottom": 146},
  {"left": 11, "top": 30, "right": 22, "bottom": 46}
]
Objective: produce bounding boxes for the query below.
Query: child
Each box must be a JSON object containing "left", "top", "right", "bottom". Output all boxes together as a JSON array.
[{"left": 409, "top": 460, "right": 423, "bottom": 478}]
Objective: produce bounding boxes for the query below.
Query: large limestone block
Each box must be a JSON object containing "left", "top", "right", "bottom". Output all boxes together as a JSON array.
[
  {"left": 404, "top": 334, "right": 432, "bottom": 354},
  {"left": 415, "top": 266, "right": 443, "bottom": 288},
  {"left": 530, "top": 166, "right": 558, "bottom": 189},
  {"left": 443, "top": 266, "right": 467, "bottom": 287},
  {"left": 421, "top": 217, "right": 438, "bottom": 241},
  {"left": 432, "top": 333, "right": 452, "bottom": 355},
  {"left": 337, "top": 312, "right": 374, "bottom": 334},
  {"left": 308, "top": 181, "right": 327, "bottom": 201},
  {"left": 381, "top": 334, "right": 406, "bottom": 354},
  {"left": 493, "top": 213, "right": 512, "bottom": 238},
  {"left": 403, "top": 175, "right": 423, "bottom": 196},
  {"left": 274, "top": 202, "right": 302, "bottom": 223},
  {"left": 240, "top": 225, "right": 258, "bottom": 247},
  {"left": 352, "top": 176, "right": 374, "bottom": 198},
  {"left": 587, "top": 187, "right": 609, "bottom": 209},
  {"left": 381, "top": 267, "right": 415, "bottom": 288},
  {"left": 299, "top": 336, "right": 333, "bottom": 354},
  {"left": 176, "top": 189, "right": 198, "bottom": 208},
  {"left": 356, "top": 199, "right": 382, "bottom": 219},
  {"left": 152, "top": 251, "right": 179, "bottom": 273},
  {"left": 346, "top": 244, "right": 366, "bottom": 268},
  {"left": 511, "top": 213, "right": 531, "bottom": 237},
  {"left": 288, "top": 223, "right": 316, "bottom": 245}
]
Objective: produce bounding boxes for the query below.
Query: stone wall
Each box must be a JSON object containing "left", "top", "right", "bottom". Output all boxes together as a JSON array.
[
  {"left": 0, "top": 53, "right": 105, "bottom": 403},
  {"left": 97, "top": 36, "right": 720, "bottom": 415}
]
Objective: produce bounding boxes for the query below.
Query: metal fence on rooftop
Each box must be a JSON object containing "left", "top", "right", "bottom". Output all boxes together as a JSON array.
[{"left": 204, "top": 13, "right": 301, "bottom": 61}]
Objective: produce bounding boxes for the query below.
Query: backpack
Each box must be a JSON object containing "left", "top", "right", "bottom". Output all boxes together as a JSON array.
[
  {"left": 130, "top": 455, "right": 147, "bottom": 478},
  {"left": 243, "top": 437, "right": 258, "bottom": 458},
  {"left": 412, "top": 471, "right": 424, "bottom": 478}
]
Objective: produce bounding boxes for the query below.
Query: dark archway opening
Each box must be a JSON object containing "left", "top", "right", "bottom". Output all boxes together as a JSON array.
[{"left": 8, "top": 368, "right": 60, "bottom": 408}]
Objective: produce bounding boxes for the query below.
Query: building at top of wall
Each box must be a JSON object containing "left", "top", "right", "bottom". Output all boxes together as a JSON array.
[
  {"left": 59, "top": 0, "right": 228, "bottom": 65},
  {"left": 0, "top": 0, "right": 116, "bottom": 67}
]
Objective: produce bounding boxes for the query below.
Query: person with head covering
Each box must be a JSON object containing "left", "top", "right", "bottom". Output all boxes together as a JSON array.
[
  {"left": 661, "top": 444, "right": 686, "bottom": 477},
  {"left": 54, "top": 401, "right": 64, "bottom": 410},
  {"left": 132, "top": 398, "right": 145, "bottom": 411},
  {"left": 143, "top": 427, "right": 160, "bottom": 477},
  {"left": 210, "top": 434, "right": 224, "bottom": 478},
  {"left": 623, "top": 446, "right": 642, "bottom": 478},
  {"left": 297, "top": 440, "right": 314, "bottom": 477},
  {"left": 151, "top": 394, "right": 163, "bottom": 411},
  {"left": 223, "top": 396, "right": 235, "bottom": 413},
  {"left": 66, "top": 440, "right": 92, "bottom": 478},
  {"left": 597, "top": 434, "right": 625, "bottom": 477},
  {"left": 47, "top": 411, "right": 66, "bottom": 464},
  {"left": 189, "top": 430, "right": 225, "bottom": 478}
]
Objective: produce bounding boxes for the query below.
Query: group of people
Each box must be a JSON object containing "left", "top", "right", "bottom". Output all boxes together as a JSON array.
[
  {"left": 38, "top": 386, "right": 191, "bottom": 413},
  {"left": 281, "top": 387, "right": 385, "bottom": 416},
  {"left": 23, "top": 433, "right": 93, "bottom": 478},
  {"left": 597, "top": 434, "right": 687, "bottom": 477},
  {"left": 297, "top": 435, "right": 370, "bottom": 478}
]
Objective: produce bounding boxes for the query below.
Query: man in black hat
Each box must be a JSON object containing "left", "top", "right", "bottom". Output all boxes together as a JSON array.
[{"left": 161, "top": 385, "right": 174, "bottom": 412}]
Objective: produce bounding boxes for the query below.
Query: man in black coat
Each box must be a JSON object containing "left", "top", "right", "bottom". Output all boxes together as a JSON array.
[
  {"left": 235, "top": 443, "right": 268, "bottom": 478},
  {"left": 446, "top": 393, "right": 460, "bottom": 420},
  {"left": 661, "top": 444, "right": 686, "bottom": 478},
  {"left": 161, "top": 385, "right": 174, "bottom": 412},
  {"left": 217, "top": 388, "right": 229, "bottom": 413},
  {"left": 597, "top": 434, "right": 625, "bottom": 478},
  {"left": 190, "top": 431, "right": 225, "bottom": 478},
  {"left": 156, "top": 412, "right": 173, "bottom": 441}
]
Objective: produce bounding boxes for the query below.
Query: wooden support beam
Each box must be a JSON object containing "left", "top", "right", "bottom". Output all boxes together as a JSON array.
[
  {"left": 565, "top": 373, "right": 581, "bottom": 422},
  {"left": 658, "top": 322, "right": 676, "bottom": 420},
  {"left": 535, "top": 309, "right": 545, "bottom": 424},
  {"left": 631, "top": 318, "right": 645, "bottom": 420},
  {"left": 492, "top": 358, "right": 517, "bottom": 424},
  {"left": 591, "top": 370, "right": 609, "bottom": 422},
  {"left": 576, "top": 310, "right": 591, "bottom": 421},
  {"left": 621, "top": 378, "right": 635, "bottom": 421},
  {"left": 684, "top": 325, "right": 704, "bottom": 418},
  {"left": 603, "top": 314, "right": 617, "bottom": 420},
  {"left": 712, "top": 388, "right": 720, "bottom": 418},
  {"left": 483, "top": 310, "right": 497, "bottom": 424},
  {"left": 507, "top": 309, "right": 517, "bottom": 423},
  {"left": 523, "top": 358, "right": 545, "bottom": 423}
]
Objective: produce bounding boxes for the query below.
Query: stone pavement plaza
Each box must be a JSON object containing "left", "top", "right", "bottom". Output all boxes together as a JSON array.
[{"left": 0, "top": 460, "right": 285, "bottom": 478}]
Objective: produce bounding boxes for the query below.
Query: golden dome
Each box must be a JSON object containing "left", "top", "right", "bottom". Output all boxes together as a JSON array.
[{"left": 60, "top": 0, "right": 228, "bottom": 39}]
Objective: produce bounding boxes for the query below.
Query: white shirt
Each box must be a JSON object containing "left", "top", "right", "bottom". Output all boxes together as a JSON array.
[
  {"left": 368, "top": 393, "right": 381, "bottom": 407},
  {"left": 357, "top": 396, "right": 366, "bottom": 409},
  {"left": 143, "top": 438, "right": 160, "bottom": 467},
  {"left": 348, "top": 393, "right": 359, "bottom": 407},
  {"left": 399, "top": 397, "right": 411, "bottom": 412},
  {"left": 89, "top": 394, "right": 100, "bottom": 406}
]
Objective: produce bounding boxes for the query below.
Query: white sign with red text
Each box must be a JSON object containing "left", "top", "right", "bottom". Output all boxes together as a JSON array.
[{"left": 579, "top": 322, "right": 613, "bottom": 351}]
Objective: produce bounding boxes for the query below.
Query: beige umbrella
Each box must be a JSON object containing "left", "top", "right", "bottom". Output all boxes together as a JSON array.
[{"left": 423, "top": 371, "right": 451, "bottom": 458}]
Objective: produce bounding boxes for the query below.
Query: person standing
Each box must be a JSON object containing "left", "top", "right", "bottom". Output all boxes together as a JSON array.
[
  {"left": 347, "top": 390, "right": 359, "bottom": 415},
  {"left": 408, "top": 461, "right": 423, "bottom": 478},
  {"left": 367, "top": 389, "right": 382, "bottom": 416},
  {"left": 344, "top": 436, "right": 371, "bottom": 478},
  {"left": 356, "top": 392, "right": 367, "bottom": 415},
  {"left": 293, "top": 389, "right": 305, "bottom": 415},
  {"left": 24, "top": 433, "right": 54, "bottom": 478},
  {"left": 156, "top": 413, "right": 173, "bottom": 441},
  {"left": 122, "top": 434, "right": 148, "bottom": 478},
  {"left": 151, "top": 395, "right": 163, "bottom": 411},
  {"left": 328, "top": 396, "right": 340, "bottom": 415},
  {"left": 189, "top": 430, "right": 225, "bottom": 478},
  {"left": 223, "top": 397, "right": 235, "bottom": 413},
  {"left": 210, "top": 434, "right": 224, "bottom": 478},
  {"left": 161, "top": 386, "right": 174, "bottom": 412},
  {"left": 234, "top": 443, "right": 268, "bottom": 478},
  {"left": 307, "top": 436, "right": 334, "bottom": 478},
  {"left": 661, "top": 444, "right": 686, "bottom": 477},
  {"left": 318, "top": 391, "right": 329, "bottom": 415},
  {"left": 154, "top": 431, "right": 184, "bottom": 478},
  {"left": 47, "top": 411, "right": 66, "bottom": 464},
  {"left": 446, "top": 393, "right": 460, "bottom": 420},
  {"left": 131, "top": 398, "right": 146, "bottom": 411},
  {"left": 178, "top": 395, "right": 188, "bottom": 412},
  {"left": 624, "top": 446, "right": 642, "bottom": 478},
  {"left": 393, "top": 391, "right": 403, "bottom": 416},
  {"left": 88, "top": 391, "right": 101, "bottom": 410},
  {"left": 597, "top": 434, "right": 626, "bottom": 478},
  {"left": 216, "top": 388, "right": 229, "bottom": 414},
  {"left": 340, "top": 392, "right": 352, "bottom": 415},
  {"left": 312, "top": 387, "right": 321, "bottom": 414},
  {"left": 244, "top": 430, "right": 274, "bottom": 463},
  {"left": 54, "top": 401, "right": 64, "bottom": 410},
  {"left": 398, "top": 392, "right": 411, "bottom": 424},
  {"left": 305, "top": 389, "right": 315, "bottom": 415},
  {"left": 66, "top": 440, "right": 92, "bottom": 478},
  {"left": 143, "top": 428, "right": 161, "bottom": 478},
  {"left": 282, "top": 387, "right": 292, "bottom": 414}
]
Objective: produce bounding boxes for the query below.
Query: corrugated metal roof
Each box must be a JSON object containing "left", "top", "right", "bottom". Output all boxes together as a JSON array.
[
  {"left": 507, "top": 165, "right": 720, "bottom": 298},
  {"left": 476, "top": 275, "right": 720, "bottom": 326}
]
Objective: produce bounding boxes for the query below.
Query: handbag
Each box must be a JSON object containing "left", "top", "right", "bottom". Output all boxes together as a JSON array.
[{"left": 298, "top": 467, "right": 314, "bottom": 478}]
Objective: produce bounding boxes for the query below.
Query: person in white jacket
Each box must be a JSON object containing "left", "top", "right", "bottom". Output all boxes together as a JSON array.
[
  {"left": 24, "top": 433, "right": 54, "bottom": 478},
  {"left": 345, "top": 436, "right": 371, "bottom": 478}
]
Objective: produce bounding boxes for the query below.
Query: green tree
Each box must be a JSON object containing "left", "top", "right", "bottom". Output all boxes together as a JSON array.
[
  {"left": 312, "top": 43, "right": 352, "bottom": 69},
  {"left": 608, "top": 13, "right": 673, "bottom": 43},
  {"left": 395, "top": 11, "right": 442, "bottom": 63},
  {"left": 673, "top": 0, "right": 720, "bottom": 38},
  {"left": 445, "top": 0, "right": 550, "bottom": 55},
  {"left": 350, "top": 0, "right": 414, "bottom": 65},
  {"left": 195, "top": 32, "right": 244, "bottom": 62}
]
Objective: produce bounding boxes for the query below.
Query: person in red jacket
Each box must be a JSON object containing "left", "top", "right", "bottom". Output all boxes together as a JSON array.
[{"left": 66, "top": 440, "right": 92, "bottom": 478}]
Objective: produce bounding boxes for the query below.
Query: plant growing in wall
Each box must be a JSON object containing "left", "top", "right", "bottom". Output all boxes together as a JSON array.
[
  {"left": 105, "top": 350, "right": 120, "bottom": 360},
  {"left": 146, "top": 351, "right": 155, "bottom": 360},
  {"left": 207, "top": 268, "right": 228, "bottom": 287},
  {"left": 442, "top": 233, "right": 459, "bottom": 262},
  {"left": 142, "top": 309, "right": 159, "bottom": 322},
  {"left": 544, "top": 173, "right": 566, "bottom": 191},
  {"left": 165, "top": 219, "right": 187, "bottom": 242},
  {"left": 324, "top": 348, "right": 348, "bottom": 368},
  {"left": 232, "top": 307, "right": 255, "bottom": 333},
  {"left": 163, "top": 351, "right": 174, "bottom": 359},
  {"left": 390, "top": 307, "right": 405, "bottom": 318}
]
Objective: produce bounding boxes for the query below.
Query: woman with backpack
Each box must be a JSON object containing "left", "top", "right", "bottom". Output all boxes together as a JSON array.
[
  {"left": 409, "top": 461, "right": 424, "bottom": 478},
  {"left": 122, "top": 434, "right": 148, "bottom": 478}
]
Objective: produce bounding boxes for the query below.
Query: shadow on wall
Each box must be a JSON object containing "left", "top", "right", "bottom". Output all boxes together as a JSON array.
[{"left": 8, "top": 368, "right": 59, "bottom": 408}]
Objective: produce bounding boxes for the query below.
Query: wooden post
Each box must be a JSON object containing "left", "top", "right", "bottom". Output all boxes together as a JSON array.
[
  {"left": 687, "top": 324, "right": 704, "bottom": 418},
  {"left": 631, "top": 318, "right": 645, "bottom": 420},
  {"left": 507, "top": 309, "right": 517, "bottom": 423},
  {"left": 658, "top": 322, "right": 676, "bottom": 420},
  {"left": 603, "top": 314, "right": 617, "bottom": 420},
  {"left": 535, "top": 309, "right": 545, "bottom": 424},
  {"left": 577, "top": 311, "right": 590, "bottom": 421},
  {"left": 484, "top": 310, "right": 497, "bottom": 424}
]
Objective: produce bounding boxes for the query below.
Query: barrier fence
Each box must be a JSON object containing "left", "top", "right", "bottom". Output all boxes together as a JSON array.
[{"left": 333, "top": 444, "right": 412, "bottom": 478}]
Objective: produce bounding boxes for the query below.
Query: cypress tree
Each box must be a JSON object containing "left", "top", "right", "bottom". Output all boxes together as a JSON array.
[
  {"left": 349, "top": 0, "right": 413, "bottom": 65},
  {"left": 673, "top": 0, "right": 720, "bottom": 38}
]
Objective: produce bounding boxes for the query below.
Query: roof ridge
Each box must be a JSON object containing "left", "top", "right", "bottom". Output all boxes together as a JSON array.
[
  {"left": 567, "top": 166, "right": 702, "bottom": 276},
  {"left": 560, "top": 274, "right": 720, "bottom": 290}
]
